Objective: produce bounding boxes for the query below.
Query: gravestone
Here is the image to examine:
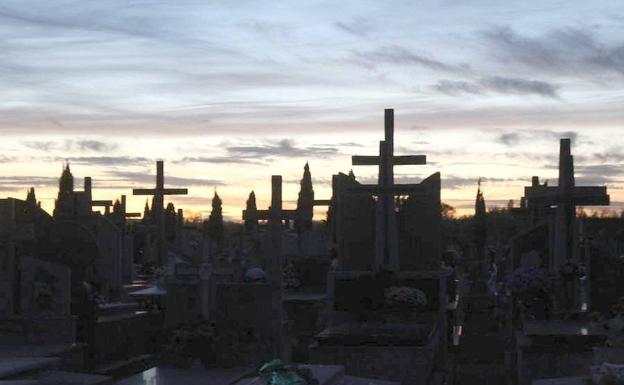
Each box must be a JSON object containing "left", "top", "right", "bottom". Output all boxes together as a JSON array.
[
  {"left": 19, "top": 256, "right": 71, "bottom": 318},
  {"left": 330, "top": 172, "right": 376, "bottom": 271},
  {"left": 0, "top": 199, "right": 76, "bottom": 345},
  {"left": 215, "top": 283, "right": 274, "bottom": 367}
]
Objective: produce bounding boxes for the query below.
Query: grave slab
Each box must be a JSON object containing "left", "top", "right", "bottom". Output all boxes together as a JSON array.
[{"left": 113, "top": 366, "right": 248, "bottom": 385}]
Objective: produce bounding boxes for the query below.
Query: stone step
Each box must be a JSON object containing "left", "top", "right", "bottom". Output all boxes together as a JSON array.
[
  {"left": 341, "top": 375, "right": 399, "bottom": 385},
  {"left": 93, "top": 354, "right": 154, "bottom": 380},
  {"left": 35, "top": 371, "right": 111, "bottom": 385},
  {"left": 0, "top": 358, "right": 59, "bottom": 380},
  {"left": 453, "top": 363, "right": 509, "bottom": 385}
]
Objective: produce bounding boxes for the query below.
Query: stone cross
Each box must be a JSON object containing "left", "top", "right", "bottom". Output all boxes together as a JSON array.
[
  {"left": 243, "top": 201, "right": 330, "bottom": 225},
  {"left": 241, "top": 176, "right": 286, "bottom": 358},
  {"left": 133, "top": 161, "right": 188, "bottom": 265},
  {"left": 350, "top": 109, "right": 428, "bottom": 272},
  {"left": 84, "top": 177, "right": 123, "bottom": 216},
  {"left": 121, "top": 195, "right": 142, "bottom": 219},
  {"left": 525, "top": 139, "right": 609, "bottom": 309},
  {"left": 525, "top": 139, "right": 609, "bottom": 268},
  {"left": 92, "top": 200, "right": 113, "bottom": 214}
]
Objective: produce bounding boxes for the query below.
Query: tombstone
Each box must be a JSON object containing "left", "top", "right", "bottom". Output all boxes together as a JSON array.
[
  {"left": 215, "top": 283, "right": 274, "bottom": 367},
  {"left": 0, "top": 198, "right": 76, "bottom": 345},
  {"left": 580, "top": 217, "right": 624, "bottom": 315}
]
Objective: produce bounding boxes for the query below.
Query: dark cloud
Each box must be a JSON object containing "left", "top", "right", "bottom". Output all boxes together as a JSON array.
[
  {"left": 0, "top": 175, "right": 58, "bottom": 191},
  {"left": 22, "top": 139, "right": 118, "bottom": 153},
  {"left": 481, "top": 77, "right": 558, "bottom": 97},
  {"left": 335, "top": 19, "right": 373, "bottom": 37},
  {"left": 240, "top": 21, "right": 293, "bottom": 39},
  {"left": 576, "top": 164, "right": 623, "bottom": 178},
  {"left": 60, "top": 156, "right": 151, "bottom": 166},
  {"left": 434, "top": 77, "right": 559, "bottom": 98},
  {"left": 498, "top": 133, "right": 520, "bottom": 146},
  {"left": 433, "top": 80, "right": 481, "bottom": 95},
  {"left": 104, "top": 170, "right": 223, "bottom": 187},
  {"left": 226, "top": 139, "right": 339, "bottom": 159},
  {"left": 495, "top": 129, "right": 578, "bottom": 146},
  {"left": 442, "top": 176, "right": 522, "bottom": 190},
  {"left": 482, "top": 26, "right": 624, "bottom": 79},
  {"left": 72, "top": 140, "right": 118, "bottom": 152},
  {"left": 23, "top": 141, "right": 56, "bottom": 151},
  {"left": 177, "top": 157, "right": 264, "bottom": 165},
  {"left": 352, "top": 45, "right": 470, "bottom": 73},
  {"left": 591, "top": 149, "right": 624, "bottom": 163},
  {"left": 283, "top": 177, "right": 331, "bottom": 187},
  {"left": 354, "top": 174, "right": 520, "bottom": 190},
  {"left": 0, "top": 155, "right": 17, "bottom": 163}
]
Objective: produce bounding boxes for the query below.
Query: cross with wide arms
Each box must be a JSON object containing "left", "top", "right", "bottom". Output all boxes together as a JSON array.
[
  {"left": 524, "top": 138, "right": 609, "bottom": 270},
  {"left": 133, "top": 161, "right": 188, "bottom": 265},
  {"left": 350, "top": 108, "right": 428, "bottom": 272},
  {"left": 242, "top": 192, "right": 329, "bottom": 224}
]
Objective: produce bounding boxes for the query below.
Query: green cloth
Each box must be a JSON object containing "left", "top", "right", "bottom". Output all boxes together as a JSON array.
[{"left": 258, "top": 359, "right": 316, "bottom": 385}]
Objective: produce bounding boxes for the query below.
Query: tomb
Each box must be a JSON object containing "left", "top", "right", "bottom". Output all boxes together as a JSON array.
[
  {"left": 309, "top": 109, "right": 451, "bottom": 385},
  {"left": 509, "top": 138, "right": 614, "bottom": 385}
]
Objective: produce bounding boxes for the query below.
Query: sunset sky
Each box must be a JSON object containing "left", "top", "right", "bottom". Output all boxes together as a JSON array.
[{"left": 1, "top": 1, "right": 623, "bottom": 220}]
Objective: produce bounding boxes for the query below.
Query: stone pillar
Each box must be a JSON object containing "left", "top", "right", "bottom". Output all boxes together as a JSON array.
[
  {"left": 0, "top": 200, "right": 17, "bottom": 316},
  {"left": 268, "top": 175, "right": 285, "bottom": 358}
]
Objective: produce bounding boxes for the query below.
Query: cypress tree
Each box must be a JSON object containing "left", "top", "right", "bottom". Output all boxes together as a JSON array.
[
  {"left": 474, "top": 178, "right": 487, "bottom": 262},
  {"left": 208, "top": 191, "right": 224, "bottom": 245},
  {"left": 26, "top": 187, "right": 37, "bottom": 206},
  {"left": 295, "top": 162, "right": 314, "bottom": 234},
  {"left": 245, "top": 190, "right": 258, "bottom": 232}
]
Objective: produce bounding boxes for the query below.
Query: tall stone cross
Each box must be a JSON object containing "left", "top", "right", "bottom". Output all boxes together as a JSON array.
[
  {"left": 241, "top": 176, "right": 286, "bottom": 358},
  {"left": 350, "top": 109, "right": 427, "bottom": 272},
  {"left": 525, "top": 138, "right": 609, "bottom": 270},
  {"left": 348, "top": 109, "right": 427, "bottom": 271},
  {"left": 133, "top": 161, "right": 188, "bottom": 265}
]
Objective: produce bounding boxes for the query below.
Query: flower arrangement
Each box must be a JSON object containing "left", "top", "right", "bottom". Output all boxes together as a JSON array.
[
  {"left": 505, "top": 266, "right": 559, "bottom": 296},
  {"left": 604, "top": 298, "right": 624, "bottom": 348},
  {"left": 160, "top": 320, "right": 217, "bottom": 367},
  {"left": 384, "top": 286, "right": 428, "bottom": 311},
  {"left": 282, "top": 262, "right": 301, "bottom": 290}
]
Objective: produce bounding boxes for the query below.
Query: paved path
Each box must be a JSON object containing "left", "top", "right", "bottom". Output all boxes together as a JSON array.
[{"left": 451, "top": 279, "right": 512, "bottom": 385}]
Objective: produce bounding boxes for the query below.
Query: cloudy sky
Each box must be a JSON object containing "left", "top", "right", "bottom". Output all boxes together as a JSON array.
[{"left": 1, "top": 0, "right": 623, "bottom": 219}]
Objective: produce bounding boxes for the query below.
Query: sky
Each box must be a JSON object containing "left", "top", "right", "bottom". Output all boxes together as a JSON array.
[{"left": 1, "top": 0, "right": 623, "bottom": 220}]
